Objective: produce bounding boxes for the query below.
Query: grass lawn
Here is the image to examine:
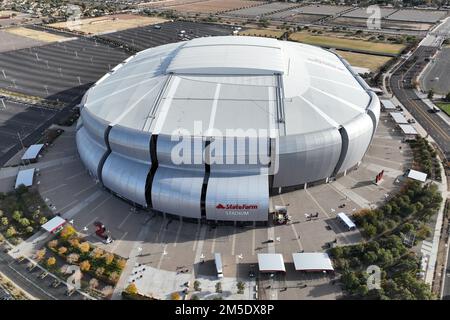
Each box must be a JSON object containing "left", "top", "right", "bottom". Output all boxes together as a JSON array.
[
  {"left": 289, "top": 32, "right": 405, "bottom": 55},
  {"left": 336, "top": 50, "right": 392, "bottom": 72},
  {"left": 436, "top": 102, "right": 450, "bottom": 116},
  {"left": 239, "top": 28, "right": 284, "bottom": 39}
]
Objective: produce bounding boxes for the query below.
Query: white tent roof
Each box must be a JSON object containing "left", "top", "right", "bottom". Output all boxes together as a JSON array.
[
  {"left": 292, "top": 252, "right": 334, "bottom": 271},
  {"left": 21, "top": 144, "right": 44, "bottom": 160},
  {"left": 41, "top": 216, "right": 66, "bottom": 233},
  {"left": 15, "top": 168, "right": 35, "bottom": 189},
  {"left": 407, "top": 169, "right": 427, "bottom": 182},
  {"left": 257, "top": 253, "right": 286, "bottom": 272},
  {"left": 337, "top": 212, "right": 356, "bottom": 229},
  {"left": 390, "top": 112, "right": 408, "bottom": 124},
  {"left": 399, "top": 124, "right": 418, "bottom": 135},
  {"left": 380, "top": 99, "right": 396, "bottom": 110}
]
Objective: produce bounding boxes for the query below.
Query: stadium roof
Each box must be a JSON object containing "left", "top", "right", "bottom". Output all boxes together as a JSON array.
[
  {"left": 84, "top": 36, "right": 371, "bottom": 138},
  {"left": 292, "top": 252, "right": 334, "bottom": 271}
]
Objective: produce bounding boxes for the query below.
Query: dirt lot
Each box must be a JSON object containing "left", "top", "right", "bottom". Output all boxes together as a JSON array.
[
  {"left": 4, "top": 27, "right": 68, "bottom": 43},
  {"left": 289, "top": 31, "right": 405, "bottom": 55},
  {"left": 336, "top": 50, "right": 392, "bottom": 72},
  {"left": 169, "top": 0, "right": 264, "bottom": 14},
  {"left": 239, "top": 28, "right": 284, "bottom": 38},
  {"left": 49, "top": 14, "right": 167, "bottom": 35}
]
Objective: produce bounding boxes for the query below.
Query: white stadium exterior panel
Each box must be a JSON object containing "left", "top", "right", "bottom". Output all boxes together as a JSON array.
[{"left": 76, "top": 36, "right": 379, "bottom": 222}]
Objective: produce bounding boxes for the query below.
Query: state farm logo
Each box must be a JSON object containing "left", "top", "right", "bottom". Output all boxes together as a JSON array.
[{"left": 216, "top": 204, "right": 258, "bottom": 210}]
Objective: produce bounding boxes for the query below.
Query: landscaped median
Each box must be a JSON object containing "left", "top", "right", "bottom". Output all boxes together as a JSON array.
[
  {"left": 0, "top": 88, "right": 66, "bottom": 110},
  {"left": 329, "top": 180, "right": 442, "bottom": 299},
  {"left": 33, "top": 224, "right": 127, "bottom": 299},
  {"left": 436, "top": 102, "right": 450, "bottom": 117},
  {"left": 0, "top": 186, "right": 53, "bottom": 246},
  {"left": 288, "top": 31, "right": 406, "bottom": 56}
]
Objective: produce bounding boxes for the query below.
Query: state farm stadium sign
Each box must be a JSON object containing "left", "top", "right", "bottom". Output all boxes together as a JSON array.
[{"left": 216, "top": 204, "right": 258, "bottom": 216}]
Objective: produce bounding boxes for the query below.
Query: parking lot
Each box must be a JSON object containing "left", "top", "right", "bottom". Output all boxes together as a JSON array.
[
  {"left": 100, "top": 21, "right": 234, "bottom": 52},
  {"left": 5, "top": 106, "right": 412, "bottom": 299},
  {"left": 0, "top": 100, "right": 56, "bottom": 166},
  {"left": 0, "top": 35, "right": 129, "bottom": 102},
  {"left": 421, "top": 47, "right": 450, "bottom": 94}
]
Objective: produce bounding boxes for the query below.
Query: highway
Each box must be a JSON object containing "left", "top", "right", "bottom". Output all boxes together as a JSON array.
[{"left": 390, "top": 45, "right": 450, "bottom": 160}]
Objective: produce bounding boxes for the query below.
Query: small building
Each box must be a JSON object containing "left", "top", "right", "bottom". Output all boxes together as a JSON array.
[
  {"left": 336, "top": 212, "right": 356, "bottom": 231},
  {"left": 406, "top": 169, "right": 427, "bottom": 183},
  {"left": 257, "top": 253, "right": 286, "bottom": 273},
  {"left": 41, "top": 216, "right": 66, "bottom": 234},
  {"left": 21, "top": 144, "right": 44, "bottom": 162},
  {"left": 14, "top": 168, "right": 35, "bottom": 189},
  {"left": 292, "top": 252, "right": 334, "bottom": 272}
]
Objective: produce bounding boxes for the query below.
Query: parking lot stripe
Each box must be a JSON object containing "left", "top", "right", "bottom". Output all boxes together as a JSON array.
[
  {"left": 40, "top": 183, "right": 67, "bottom": 195},
  {"left": 290, "top": 224, "right": 303, "bottom": 251},
  {"left": 305, "top": 189, "right": 330, "bottom": 218},
  {"left": 118, "top": 211, "right": 133, "bottom": 230},
  {"left": 210, "top": 226, "right": 218, "bottom": 254},
  {"left": 173, "top": 220, "right": 183, "bottom": 247},
  {"left": 231, "top": 231, "right": 236, "bottom": 256}
]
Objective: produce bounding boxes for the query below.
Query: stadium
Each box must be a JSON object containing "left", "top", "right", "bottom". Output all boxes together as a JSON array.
[{"left": 76, "top": 36, "right": 380, "bottom": 222}]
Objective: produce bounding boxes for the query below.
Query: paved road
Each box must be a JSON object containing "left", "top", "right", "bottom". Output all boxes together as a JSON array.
[{"left": 390, "top": 45, "right": 450, "bottom": 160}]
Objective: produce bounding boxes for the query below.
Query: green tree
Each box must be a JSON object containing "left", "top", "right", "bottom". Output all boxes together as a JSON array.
[
  {"left": 6, "top": 226, "right": 16, "bottom": 238},
  {"left": 20, "top": 218, "right": 30, "bottom": 227},
  {"left": 427, "top": 89, "right": 434, "bottom": 100},
  {"left": 12, "top": 210, "right": 22, "bottom": 222},
  {"left": 1, "top": 217, "right": 8, "bottom": 226}
]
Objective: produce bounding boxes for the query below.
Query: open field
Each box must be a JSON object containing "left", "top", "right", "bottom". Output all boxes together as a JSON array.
[
  {"left": 336, "top": 50, "right": 392, "bottom": 72},
  {"left": 49, "top": 14, "right": 167, "bottom": 35},
  {"left": 169, "top": 0, "right": 265, "bottom": 14},
  {"left": 289, "top": 32, "right": 406, "bottom": 55},
  {"left": 238, "top": 28, "right": 283, "bottom": 38},
  {"left": 0, "top": 30, "right": 45, "bottom": 53},
  {"left": 4, "top": 27, "right": 68, "bottom": 43}
]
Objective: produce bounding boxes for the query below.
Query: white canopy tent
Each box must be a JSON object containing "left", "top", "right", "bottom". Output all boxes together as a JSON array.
[
  {"left": 380, "top": 99, "right": 396, "bottom": 110},
  {"left": 390, "top": 112, "right": 408, "bottom": 124},
  {"left": 21, "top": 144, "right": 44, "bottom": 161},
  {"left": 15, "top": 168, "right": 35, "bottom": 189},
  {"left": 399, "top": 124, "right": 418, "bottom": 136},
  {"left": 407, "top": 169, "right": 427, "bottom": 182},
  {"left": 292, "top": 252, "right": 334, "bottom": 272},
  {"left": 257, "top": 253, "right": 286, "bottom": 273}
]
